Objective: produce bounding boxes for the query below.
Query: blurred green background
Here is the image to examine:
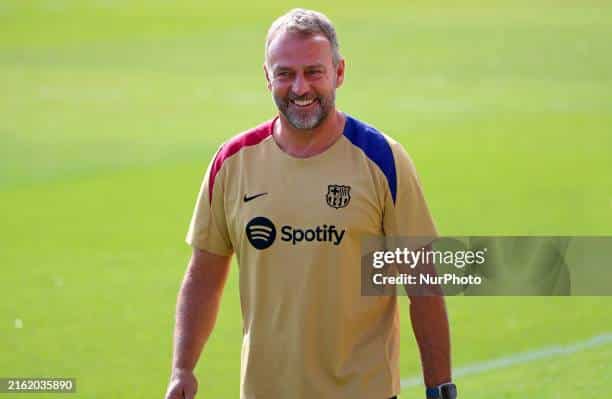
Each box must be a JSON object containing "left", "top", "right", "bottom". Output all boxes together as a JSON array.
[{"left": 1, "top": 1, "right": 611, "bottom": 398}]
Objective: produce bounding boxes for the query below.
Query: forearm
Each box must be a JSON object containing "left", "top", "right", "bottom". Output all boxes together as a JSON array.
[
  {"left": 409, "top": 295, "right": 451, "bottom": 387},
  {"left": 172, "top": 259, "right": 228, "bottom": 371}
]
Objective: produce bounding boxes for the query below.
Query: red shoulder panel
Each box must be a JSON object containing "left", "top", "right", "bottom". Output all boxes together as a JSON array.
[{"left": 208, "top": 119, "right": 275, "bottom": 204}]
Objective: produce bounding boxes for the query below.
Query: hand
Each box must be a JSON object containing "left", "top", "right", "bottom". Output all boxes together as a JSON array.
[{"left": 164, "top": 368, "right": 198, "bottom": 399}]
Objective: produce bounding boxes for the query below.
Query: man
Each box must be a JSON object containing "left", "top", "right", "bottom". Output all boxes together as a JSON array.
[{"left": 165, "top": 8, "right": 455, "bottom": 399}]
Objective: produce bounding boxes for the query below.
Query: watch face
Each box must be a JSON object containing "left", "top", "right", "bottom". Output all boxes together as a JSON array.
[{"left": 441, "top": 384, "right": 457, "bottom": 399}]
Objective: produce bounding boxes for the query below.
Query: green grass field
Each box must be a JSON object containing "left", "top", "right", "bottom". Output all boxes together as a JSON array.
[{"left": 1, "top": 1, "right": 611, "bottom": 398}]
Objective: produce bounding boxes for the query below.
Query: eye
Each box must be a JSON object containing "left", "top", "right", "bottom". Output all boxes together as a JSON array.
[{"left": 275, "top": 71, "right": 291, "bottom": 78}]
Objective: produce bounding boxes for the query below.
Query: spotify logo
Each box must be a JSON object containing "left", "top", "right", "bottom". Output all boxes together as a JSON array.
[{"left": 246, "top": 217, "right": 277, "bottom": 250}]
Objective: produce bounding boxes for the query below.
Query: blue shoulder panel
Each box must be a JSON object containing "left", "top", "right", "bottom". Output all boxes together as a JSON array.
[{"left": 343, "top": 115, "right": 397, "bottom": 204}]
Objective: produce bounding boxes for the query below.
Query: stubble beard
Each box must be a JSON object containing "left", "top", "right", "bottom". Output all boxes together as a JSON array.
[{"left": 274, "top": 91, "right": 335, "bottom": 131}]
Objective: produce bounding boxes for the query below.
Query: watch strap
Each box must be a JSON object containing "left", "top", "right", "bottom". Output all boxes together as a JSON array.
[{"left": 426, "top": 382, "right": 457, "bottom": 399}]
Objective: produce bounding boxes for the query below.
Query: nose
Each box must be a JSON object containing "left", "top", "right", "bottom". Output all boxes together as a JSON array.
[{"left": 291, "top": 72, "right": 310, "bottom": 97}]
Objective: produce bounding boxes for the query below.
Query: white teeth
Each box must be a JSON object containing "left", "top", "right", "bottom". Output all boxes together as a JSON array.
[{"left": 293, "top": 99, "right": 315, "bottom": 106}]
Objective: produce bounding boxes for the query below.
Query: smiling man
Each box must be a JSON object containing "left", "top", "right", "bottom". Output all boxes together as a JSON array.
[{"left": 164, "top": 8, "right": 455, "bottom": 399}]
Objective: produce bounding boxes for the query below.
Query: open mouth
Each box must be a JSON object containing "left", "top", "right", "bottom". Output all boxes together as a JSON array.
[{"left": 290, "top": 98, "right": 318, "bottom": 108}]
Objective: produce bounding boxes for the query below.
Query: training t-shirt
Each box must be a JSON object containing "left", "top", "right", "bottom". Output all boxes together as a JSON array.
[{"left": 186, "top": 113, "right": 438, "bottom": 399}]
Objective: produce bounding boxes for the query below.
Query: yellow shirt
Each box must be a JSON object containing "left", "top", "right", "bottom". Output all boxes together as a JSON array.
[{"left": 187, "top": 114, "right": 438, "bottom": 399}]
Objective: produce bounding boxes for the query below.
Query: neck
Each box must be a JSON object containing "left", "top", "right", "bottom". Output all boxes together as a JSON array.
[{"left": 273, "top": 109, "right": 346, "bottom": 158}]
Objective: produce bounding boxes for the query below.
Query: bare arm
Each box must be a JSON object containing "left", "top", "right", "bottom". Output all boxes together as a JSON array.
[
  {"left": 404, "top": 244, "right": 452, "bottom": 389},
  {"left": 409, "top": 294, "right": 451, "bottom": 388},
  {"left": 165, "top": 248, "right": 232, "bottom": 399}
]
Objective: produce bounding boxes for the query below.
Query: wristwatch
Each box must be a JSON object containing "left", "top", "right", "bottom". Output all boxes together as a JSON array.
[{"left": 426, "top": 382, "right": 457, "bottom": 399}]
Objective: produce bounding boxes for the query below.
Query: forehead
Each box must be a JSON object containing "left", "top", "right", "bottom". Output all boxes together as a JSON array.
[{"left": 267, "top": 32, "right": 333, "bottom": 69}]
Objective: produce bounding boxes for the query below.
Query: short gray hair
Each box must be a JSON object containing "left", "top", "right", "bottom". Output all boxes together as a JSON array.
[{"left": 265, "top": 8, "right": 341, "bottom": 67}]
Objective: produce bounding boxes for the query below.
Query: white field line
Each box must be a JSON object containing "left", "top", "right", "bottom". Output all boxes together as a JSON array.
[{"left": 401, "top": 332, "right": 612, "bottom": 389}]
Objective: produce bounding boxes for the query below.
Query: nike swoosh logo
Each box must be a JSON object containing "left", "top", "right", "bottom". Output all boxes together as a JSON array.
[{"left": 243, "top": 192, "right": 268, "bottom": 202}]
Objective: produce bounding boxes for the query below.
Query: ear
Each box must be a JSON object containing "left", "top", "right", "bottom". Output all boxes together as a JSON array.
[
  {"left": 263, "top": 63, "right": 272, "bottom": 91},
  {"left": 335, "top": 58, "right": 345, "bottom": 88}
]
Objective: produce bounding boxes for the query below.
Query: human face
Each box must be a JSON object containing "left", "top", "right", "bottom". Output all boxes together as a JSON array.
[{"left": 265, "top": 32, "right": 344, "bottom": 130}]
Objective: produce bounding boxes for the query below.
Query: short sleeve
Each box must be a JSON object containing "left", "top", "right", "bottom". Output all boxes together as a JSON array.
[
  {"left": 382, "top": 142, "right": 438, "bottom": 239},
  {"left": 185, "top": 149, "right": 234, "bottom": 256}
]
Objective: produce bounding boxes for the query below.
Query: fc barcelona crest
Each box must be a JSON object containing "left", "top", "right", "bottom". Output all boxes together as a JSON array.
[{"left": 326, "top": 185, "right": 351, "bottom": 209}]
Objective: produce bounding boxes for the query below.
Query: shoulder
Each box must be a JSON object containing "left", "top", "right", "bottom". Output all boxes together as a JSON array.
[
  {"left": 343, "top": 115, "right": 402, "bottom": 202},
  {"left": 344, "top": 114, "right": 415, "bottom": 162},
  {"left": 212, "top": 118, "right": 275, "bottom": 170},
  {"left": 207, "top": 118, "right": 275, "bottom": 200},
  {"left": 342, "top": 114, "right": 409, "bottom": 159}
]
